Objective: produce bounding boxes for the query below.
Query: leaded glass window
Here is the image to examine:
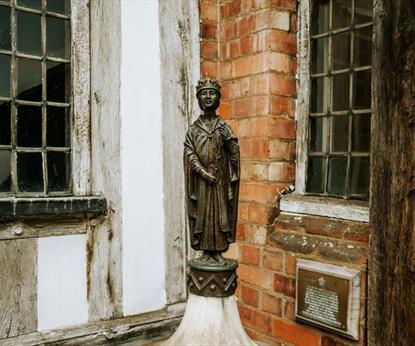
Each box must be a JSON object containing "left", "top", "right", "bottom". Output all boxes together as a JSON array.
[
  {"left": 306, "top": 0, "right": 372, "bottom": 199},
  {"left": 0, "top": 0, "right": 71, "bottom": 196}
]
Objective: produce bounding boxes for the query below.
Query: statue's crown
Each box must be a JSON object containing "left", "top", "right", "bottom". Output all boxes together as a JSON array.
[{"left": 196, "top": 79, "right": 221, "bottom": 96}]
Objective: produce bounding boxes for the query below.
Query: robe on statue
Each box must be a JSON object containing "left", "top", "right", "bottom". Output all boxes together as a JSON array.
[{"left": 184, "top": 116, "right": 240, "bottom": 252}]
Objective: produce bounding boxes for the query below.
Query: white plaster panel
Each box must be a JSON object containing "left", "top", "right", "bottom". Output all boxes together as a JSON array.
[
  {"left": 37, "top": 235, "right": 88, "bottom": 330},
  {"left": 121, "top": 0, "right": 166, "bottom": 316}
]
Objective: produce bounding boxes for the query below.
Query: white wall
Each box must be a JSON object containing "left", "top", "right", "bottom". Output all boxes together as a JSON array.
[
  {"left": 37, "top": 235, "right": 88, "bottom": 330},
  {"left": 120, "top": 0, "right": 166, "bottom": 316}
]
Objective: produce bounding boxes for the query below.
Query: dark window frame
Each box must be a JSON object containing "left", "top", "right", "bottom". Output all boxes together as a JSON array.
[
  {"left": 282, "top": 0, "right": 372, "bottom": 222},
  {"left": 0, "top": 0, "right": 72, "bottom": 197},
  {"left": 306, "top": 0, "right": 372, "bottom": 200},
  {"left": 0, "top": 0, "right": 105, "bottom": 218}
]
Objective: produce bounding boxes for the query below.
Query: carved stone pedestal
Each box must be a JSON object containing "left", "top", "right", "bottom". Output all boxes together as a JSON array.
[{"left": 162, "top": 258, "right": 257, "bottom": 346}]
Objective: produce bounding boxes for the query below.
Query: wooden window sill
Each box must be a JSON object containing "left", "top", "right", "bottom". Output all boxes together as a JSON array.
[
  {"left": 0, "top": 196, "right": 107, "bottom": 219},
  {"left": 279, "top": 194, "right": 369, "bottom": 222}
]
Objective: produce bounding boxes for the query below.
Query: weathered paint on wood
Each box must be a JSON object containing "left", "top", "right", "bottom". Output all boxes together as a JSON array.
[
  {"left": 0, "top": 239, "right": 37, "bottom": 339},
  {"left": 280, "top": 194, "right": 369, "bottom": 222},
  {"left": 89, "top": 0, "right": 123, "bottom": 321},
  {"left": 71, "top": 0, "right": 91, "bottom": 195},
  {"left": 159, "top": 0, "right": 201, "bottom": 305},
  {"left": 0, "top": 218, "right": 87, "bottom": 240},
  {"left": 0, "top": 196, "right": 107, "bottom": 218},
  {"left": 368, "top": 1, "right": 415, "bottom": 345},
  {"left": 295, "top": 0, "right": 311, "bottom": 194},
  {"left": 1, "top": 302, "right": 185, "bottom": 346}
]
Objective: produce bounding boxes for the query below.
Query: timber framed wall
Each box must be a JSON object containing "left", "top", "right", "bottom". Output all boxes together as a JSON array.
[{"left": 0, "top": 0, "right": 200, "bottom": 344}]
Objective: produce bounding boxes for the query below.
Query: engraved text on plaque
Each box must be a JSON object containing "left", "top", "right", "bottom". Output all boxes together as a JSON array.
[{"left": 295, "top": 260, "right": 361, "bottom": 340}]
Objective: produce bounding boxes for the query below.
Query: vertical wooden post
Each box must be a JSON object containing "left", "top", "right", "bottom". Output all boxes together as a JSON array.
[
  {"left": 369, "top": 1, "right": 415, "bottom": 345},
  {"left": 89, "top": 0, "right": 123, "bottom": 320}
]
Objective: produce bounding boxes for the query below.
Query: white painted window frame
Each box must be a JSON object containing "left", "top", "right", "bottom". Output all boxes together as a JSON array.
[{"left": 280, "top": 0, "right": 369, "bottom": 222}]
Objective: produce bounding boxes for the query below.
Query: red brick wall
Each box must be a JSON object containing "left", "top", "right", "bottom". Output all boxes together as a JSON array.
[
  {"left": 199, "top": 1, "right": 369, "bottom": 345},
  {"left": 200, "top": 0, "right": 220, "bottom": 78}
]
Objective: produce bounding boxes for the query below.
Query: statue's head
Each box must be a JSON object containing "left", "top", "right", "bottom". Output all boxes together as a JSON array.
[{"left": 196, "top": 79, "right": 221, "bottom": 111}]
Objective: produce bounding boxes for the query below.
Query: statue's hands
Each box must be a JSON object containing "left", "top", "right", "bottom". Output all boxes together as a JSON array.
[
  {"left": 219, "top": 125, "right": 233, "bottom": 141},
  {"left": 203, "top": 171, "right": 217, "bottom": 185}
]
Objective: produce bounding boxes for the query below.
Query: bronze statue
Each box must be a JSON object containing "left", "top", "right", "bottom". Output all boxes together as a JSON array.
[{"left": 184, "top": 79, "right": 240, "bottom": 265}]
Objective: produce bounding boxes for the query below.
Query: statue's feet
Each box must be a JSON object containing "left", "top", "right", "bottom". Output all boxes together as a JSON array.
[
  {"left": 213, "top": 253, "right": 227, "bottom": 264},
  {"left": 197, "top": 252, "right": 228, "bottom": 266},
  {"left": 199, "top": 253, "right": 212, "bottom": 262}
]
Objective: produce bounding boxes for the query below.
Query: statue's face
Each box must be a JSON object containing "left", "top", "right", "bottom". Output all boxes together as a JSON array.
[{"left": 198, "top": 89, "right": 220, "bottom": 111}]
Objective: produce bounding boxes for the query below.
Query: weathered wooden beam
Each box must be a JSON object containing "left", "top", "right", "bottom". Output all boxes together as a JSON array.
[
  {"left": 280, "top": 194, "right": 369, "bottom": 222},
  {"left": 0, "top": 218, "right": 88, "bottom": 240},
  {"left": 0, "top": 239, "right": 37, "bottom": 339},
  {"left": 1, "top": 303, "right": 185, "bottom": 346},
  {"left": 71, "top": 0, "right": 92, "bottom": 195},
  {"left": 89, "top": 0, "right": 123, "bottom": 321},
  {"left": 0, "top": 196, "right": 107, "bottom": 218},
  {"left": 159, "top": 0, "right": 201, "bottom": 305},
  {"left": 368, "top": 1, "right": 415, "bottom": 345}
]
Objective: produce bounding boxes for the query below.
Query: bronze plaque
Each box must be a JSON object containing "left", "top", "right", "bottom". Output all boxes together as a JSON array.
[
  {"left": 297, "top": 269, "right": 349, "bottom": 330},
  {"left": 295, "top": 260, "right": 360, "bottom": 340}
]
